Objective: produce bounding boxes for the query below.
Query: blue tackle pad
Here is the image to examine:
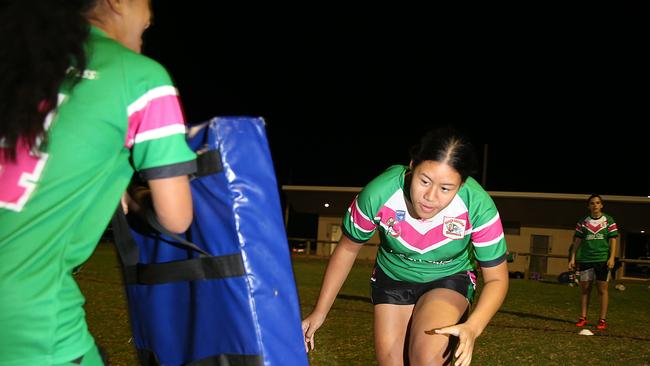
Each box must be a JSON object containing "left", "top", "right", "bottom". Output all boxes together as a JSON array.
[{"left": 111, "top": 117, "right": 308, "bottom": 366}]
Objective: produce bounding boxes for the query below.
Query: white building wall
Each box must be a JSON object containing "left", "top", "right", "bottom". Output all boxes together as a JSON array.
[
  {"left": 506, "top": 227, "right": 575, "bottom": 275},
  {"left": 316, "top": 216, "right": 378, "bottom": 260}
]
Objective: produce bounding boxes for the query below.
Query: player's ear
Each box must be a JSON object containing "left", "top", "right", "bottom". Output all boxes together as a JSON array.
[{"left": 105, "top": 0, "right": 126, "bottom": 16}]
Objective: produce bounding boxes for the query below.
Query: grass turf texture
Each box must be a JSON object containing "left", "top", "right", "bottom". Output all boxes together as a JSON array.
[{"left": 78, "top": 244, "right": 650, "bottom": 365}]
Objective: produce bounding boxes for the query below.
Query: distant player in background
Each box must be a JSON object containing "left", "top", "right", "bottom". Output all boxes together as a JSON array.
[
  {"left": 301, "top": 127, "right": 509, "bottom": 366},
  {"left": 568, "top": 194, "right": 618, "bottom": 330}
]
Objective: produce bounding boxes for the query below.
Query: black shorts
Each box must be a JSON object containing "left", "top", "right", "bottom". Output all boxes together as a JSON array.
[
  {"left": 370, "top": 266, "right": 477, "bottom": 305},
  {"left": 577, "top": 262, "right": 610, "bottom": 282}
]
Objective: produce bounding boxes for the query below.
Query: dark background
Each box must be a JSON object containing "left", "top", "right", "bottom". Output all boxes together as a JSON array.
[{"left": 143, "top": 3, "right": 648, "bottom": 197}]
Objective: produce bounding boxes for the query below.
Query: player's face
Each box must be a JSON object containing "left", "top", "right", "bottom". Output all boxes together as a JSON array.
[
  {"left": 408, "top": 160, "right": 462, "bottom": 220},
  {"left": 120, "top": 0, "right": 152, "bottom": 53},
  {"left": 588, "top": 197, "right": 603, "bottom": 217}
]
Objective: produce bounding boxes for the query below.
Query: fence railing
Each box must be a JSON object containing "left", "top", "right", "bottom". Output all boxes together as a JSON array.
[
  {"left": 510, "top": 252, "right": 650, "bottom": 280},
  {"left": 287, "top": 238, "right": 650, "bottom": 279},
  {"left": 286, "top": 237, "right": 377, "bottom": 257}
]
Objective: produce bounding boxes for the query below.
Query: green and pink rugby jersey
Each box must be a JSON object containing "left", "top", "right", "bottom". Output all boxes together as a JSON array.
[
  {"left": 574, "top": 214, "right": 618, "bottom": 263},
  {"left": 343, "top": 165, "right": 507, "bottom": 283},
  {"left": 0, "top": 26, "right": 195, "bottom": 365}
]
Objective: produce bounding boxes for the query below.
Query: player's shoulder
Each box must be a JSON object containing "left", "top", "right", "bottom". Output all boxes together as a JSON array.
[
  {"left": 364, "top": 165, "right": 405, "bottom": 193},
  {"left": 90, "top": 32, "right": 169, "bottom": 79},
  {"left": 461, "top": 176, "right": 485, "bottom": 194},
  {"left": 121, "top": 50, "right": 169, "bottom": 78},
  {"left": 603, "top": 212, "right": 617, "bottom": 222},
  {"left": 356, "top": 165, "right": 405, "bottom": 211},
  {"left": 458, "top": 176, "right": 493, "bottom": 205}
]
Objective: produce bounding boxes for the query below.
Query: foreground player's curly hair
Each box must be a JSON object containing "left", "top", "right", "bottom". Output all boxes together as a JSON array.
[{"left": 0, "top": 0, "right": 97, "bottom": 161}]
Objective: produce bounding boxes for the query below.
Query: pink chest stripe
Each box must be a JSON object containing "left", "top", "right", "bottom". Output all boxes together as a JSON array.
[{"left": 377, "top": 206, "right": 471, "bottom": 250}]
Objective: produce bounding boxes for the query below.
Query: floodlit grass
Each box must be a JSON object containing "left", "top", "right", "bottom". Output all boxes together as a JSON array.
[{"left": 79, "top": 245, "right": 650, "bottom": 365}]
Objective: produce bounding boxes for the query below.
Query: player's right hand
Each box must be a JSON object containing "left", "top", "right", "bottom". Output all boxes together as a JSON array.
[{"left": 568, "top": 259, "right": 575, "bottom": 271}]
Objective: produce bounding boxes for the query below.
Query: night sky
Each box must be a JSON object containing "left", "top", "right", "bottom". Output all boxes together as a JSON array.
[{"left": 143, "top": 3, "right": 648, "bottom": 197}]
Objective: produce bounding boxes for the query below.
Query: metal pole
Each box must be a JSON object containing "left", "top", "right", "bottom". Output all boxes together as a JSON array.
[
  {"left": 284, "top": 203, "right": 290, "bottom": 229},
  {"left": 482, "top": 143, "right": 488, "bottom": 188}
]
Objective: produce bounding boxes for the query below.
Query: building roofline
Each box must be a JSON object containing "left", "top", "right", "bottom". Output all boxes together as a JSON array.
[
  {"left": 489, "top": 191, "right": 650, "bottom": 203},
  {"left": 282, "top": 185, "right": 650, "bottom": 204},
  {"left": 282, "top": 185, "right": 362, "bottom": 193}
]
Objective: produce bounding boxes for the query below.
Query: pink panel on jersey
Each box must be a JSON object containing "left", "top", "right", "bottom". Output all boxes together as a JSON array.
[
  {"left": 0, "top": 141, "right": 48, "bottom": 211},
  {"left": 125, "top": 94, "right": 185, "bottom": 148},
  {"left": 349, "top": 198, "right": 377, "bottom": 232},
  {"left": 471, "top": 216, "right": 504, "bottom": 245}
]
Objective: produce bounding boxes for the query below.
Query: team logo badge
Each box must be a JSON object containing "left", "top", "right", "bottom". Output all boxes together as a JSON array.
[
  {"left": 443, "top": 217, "right": 466, "bottom": 239},
  {"left": 386, "top": 217, "right": 402, "bottom": 238},
  {"left": 395, "top": 210, "right": 406, "bottom": 222}
]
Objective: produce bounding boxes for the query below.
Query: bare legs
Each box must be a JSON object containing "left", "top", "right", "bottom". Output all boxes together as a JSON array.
[
  {"left": 579, "top": 280, "right": 609, "bottom": 320},
  {"left": 374, "top": 289, "right": 468, "bottom": 366}
]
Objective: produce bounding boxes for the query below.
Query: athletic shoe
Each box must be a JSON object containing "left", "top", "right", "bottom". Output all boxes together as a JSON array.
[
  {"left": 575, "top": 317, "right": 587, "bottom": 327},
  {"left": 596, "top": 319, "right": 607, "bottom": 330}
]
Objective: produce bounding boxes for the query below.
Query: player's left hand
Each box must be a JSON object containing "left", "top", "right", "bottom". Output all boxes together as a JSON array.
[{"left": 429, "top": 322, "right": 477, "bottom": 366}]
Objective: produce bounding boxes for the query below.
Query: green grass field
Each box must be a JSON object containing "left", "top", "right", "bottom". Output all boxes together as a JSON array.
[{"left": 78, "top": 244, "right": 650, "bottom": 365}]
